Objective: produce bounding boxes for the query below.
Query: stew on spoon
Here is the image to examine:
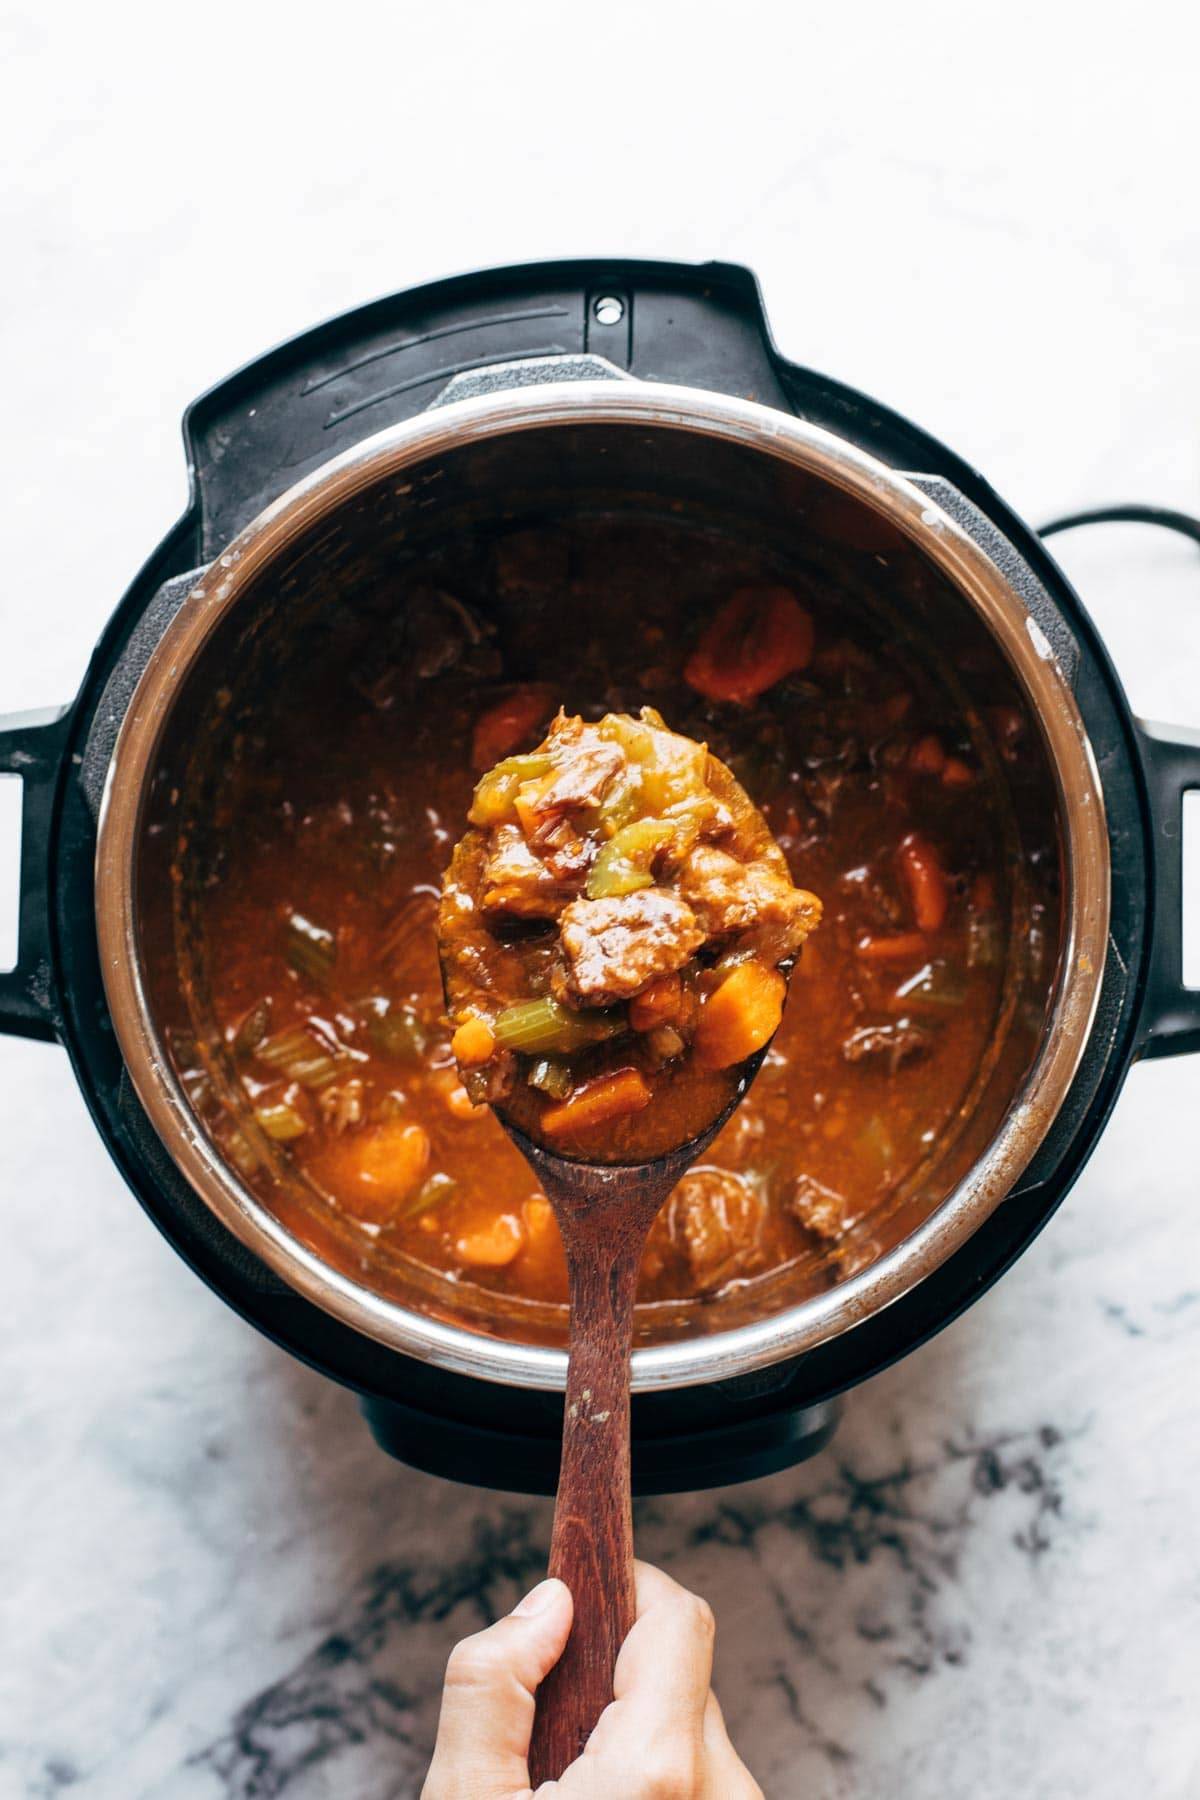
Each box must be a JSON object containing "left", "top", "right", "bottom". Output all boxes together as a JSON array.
[{"left": 439, "top": 707, "right": 822, "bottom": 1160}]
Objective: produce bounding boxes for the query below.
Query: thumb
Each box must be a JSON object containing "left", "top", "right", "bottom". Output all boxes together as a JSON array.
[{"left": 422, "top": 1578, "right": 573, "bottom": 1799}]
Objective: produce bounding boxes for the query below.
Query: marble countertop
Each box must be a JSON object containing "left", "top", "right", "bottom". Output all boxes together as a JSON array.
[{"left": 2, "top": 7, "right": 1198, "bottom": 1795}]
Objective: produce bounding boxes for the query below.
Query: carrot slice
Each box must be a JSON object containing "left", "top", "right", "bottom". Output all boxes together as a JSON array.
[
  {"left": 684, "top": 587, "right": 814, "bottom": 704},
  {"left": 522, "top": 1195, "right": 557, "bottom": 1242},
  {"left": 629, "top": 973, "right": 683, "bottom": 1033},
  {"left": 329, "top": 1119, "right": 431, "bottom": 1222},
  {"left": 471, "top": 685, "right": 555, "bottom": 772},
  {"left": 897, "top": 832, "right": 948, "bottom": 932},
  {"left": 451, "top": 1016, "right": 496, "bottom": 1066},
  {"left": 455, "top": 1212, "right": 526, "bottom": 1267},
  {"left": 941, "top": 756, "right": 974, "bottom": 788},
  {"left": 856, "top": 930, "right": 929, "bottom": 962},
  {"left": 693, "top": 962, "right": 786, "bottom": 1070},
  {"left": 908, "top": 734, "right": 946, "bottom": 775},
  {"left": 541, "top": 1068, "right": 652, "bottom": 1136}
]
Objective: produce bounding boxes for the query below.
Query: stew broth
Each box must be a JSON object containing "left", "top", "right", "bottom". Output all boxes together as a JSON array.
[{"left": 174, "top": 514, "right": 1035, "bottom": 1324}]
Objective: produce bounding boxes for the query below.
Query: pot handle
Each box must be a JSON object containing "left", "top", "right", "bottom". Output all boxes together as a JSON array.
[
  {"left": 0, "top": 706, "right": 70, "bottom": 1043},
  {"left": 1137, "top": 720, "right": 1200, "bottom": 1059},
  {"left": 1037, "top": 503, "right": 1200, "bottom": 1059}
]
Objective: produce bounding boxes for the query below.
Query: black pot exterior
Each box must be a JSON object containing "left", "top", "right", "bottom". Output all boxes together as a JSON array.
[{"left": 3, "top": 258, "right": 1197, "bottom": 1494}]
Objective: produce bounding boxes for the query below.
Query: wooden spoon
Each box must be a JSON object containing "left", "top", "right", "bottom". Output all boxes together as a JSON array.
[{"left": 437, "top": 952, "right": 790, "bottom": 1782}]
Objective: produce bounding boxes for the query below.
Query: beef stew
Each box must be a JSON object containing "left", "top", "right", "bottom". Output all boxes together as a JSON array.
[{"left": 163, "top": 507, "right": 1039, "bottom": 1333}]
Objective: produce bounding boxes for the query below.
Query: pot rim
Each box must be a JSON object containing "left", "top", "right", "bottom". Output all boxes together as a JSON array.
[{"left": 95, "top": 377, "right": 1110, "bottom": 1393}]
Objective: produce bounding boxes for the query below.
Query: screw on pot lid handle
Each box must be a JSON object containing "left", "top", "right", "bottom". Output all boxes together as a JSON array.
[
  {"left": 1137, "top": 721, "right": 1200, "bottom": 1059},
  {"left": 0, "top": 706, "right": 70, "bottom": 1043}
]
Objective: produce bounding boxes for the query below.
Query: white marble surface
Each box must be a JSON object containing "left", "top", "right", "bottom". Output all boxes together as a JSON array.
[{"left": 2, "top": 6, "right": 1199, "bottom": 1796}]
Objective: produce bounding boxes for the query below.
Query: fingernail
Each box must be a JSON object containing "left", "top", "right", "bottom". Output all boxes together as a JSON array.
[{"left": 512, "top": 1578, "right": 561, "bottom": 1618}]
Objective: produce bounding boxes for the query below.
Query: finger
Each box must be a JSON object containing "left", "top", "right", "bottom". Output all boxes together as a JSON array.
[
  {"left": 577, "top": 1560, "right": 714, "bottom": 1772},
  {"left": 422, "top": 1578, "right": 573, "bottom": 1800},
  {"left": 702, "top": 1689, "right": 765, "bottom": 1799},
  {"left": 565, "top": 1681, "right": 759, "bottom": 1800},
  {"left": 702, "top": 1687, "right": 726, "bottom": 1740},
  {"left": 613, "top": 1560, "right": 716, "bottom": 1714},
  {"left": 566, "top": 1564, "right": 715, "bottom": 1794}
]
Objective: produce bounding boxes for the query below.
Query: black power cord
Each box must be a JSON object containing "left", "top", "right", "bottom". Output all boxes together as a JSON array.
[{"left": 1038, "top": 503, "right": 1200, "bottom": 549}]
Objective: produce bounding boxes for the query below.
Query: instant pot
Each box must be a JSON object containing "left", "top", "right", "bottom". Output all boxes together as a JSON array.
[{"left": 4, "top": 259, "right": 1197, "bottom": 1494}]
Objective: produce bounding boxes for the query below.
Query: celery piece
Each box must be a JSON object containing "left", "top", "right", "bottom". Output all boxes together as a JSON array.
[
  {"left": 397, "top": 1170, "right": 456, "bottom": 1222},
  {"left": 468, "top": 753, "right": 553, "bottom": 827},
  {"left": 363, "top": 995, "right": 428, "bottom": 1060},
  {"left": 587, "top": 852, "right": 653, "bottom": 900},
  {"left": 967, "top": 912, "right": 1004, "bottom": 970},
  {"left": 596, "top": 770, "right": 645, "bottom": 832},
  {"left": 894, "top": 959, "right": 967, "bottom": 1010},
  {"left": 660, "top": 794, "right": 719, "bottom": 859},
  {"left": 492, "top": 996, "right": 624, "bottom": 1055},
  {"left": 255, "top": 1100, "right": 308, "bottom": 1142},
  {"left": 285, "top": 912, "right": 336, "bottom": 984},
  {"left": 233, "top": 998, "right": 271, "bottom": 1057},
  {"left": 224, "top": 1126, "right": 260, "bottom": 1177},
  {"left": 587, "top": 817, "right": 674, "bottom": 899},
  {"left": 256, "top": 1024, "right": 348, "bottom": 1088},
  {"left": 527, "top": 1056, "right": 574, "bottom": 1099}
]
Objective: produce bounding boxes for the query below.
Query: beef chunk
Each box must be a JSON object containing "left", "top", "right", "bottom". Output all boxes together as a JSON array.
[
  {"left": 841, "top": 1019, "right": 931, "bottom": 1073},
  {"left": 679, "top": 845, "right": 822, "bottom": 961},
  {"left": 667, "top": 1167, "right": 766, "bottom": 1292},
  {"left": 481, "top": 825, "right": 573, "bottom": 921},
  {"left": 543, "top": 742, "right": 624, "bottom": 813},
  {"left": 528, "top": 736, "right": 624, "bottom": 827},
  {"left": 536, "top": 823, "right": 598, "bottom": 884},
  {"left": 678, "top": 845, "right": 758, "bottom": 932},
  {"left": 558, "top": 888, "right": 705, "bottom": 1003},
  {"left": 787, "top": 1173, "right": 849, "bottom": 1243}
]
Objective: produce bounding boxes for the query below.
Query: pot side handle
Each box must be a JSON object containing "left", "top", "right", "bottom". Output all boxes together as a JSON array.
[
  {"left": 1136, "top": 720, "right": 1200, "bottom": 1059},
  {"left": 0, "top": 706, "right": 71, "bottom": 1043},
  {"left": 1037, "top": 504, "right": 1200, "bottom": 1060}
]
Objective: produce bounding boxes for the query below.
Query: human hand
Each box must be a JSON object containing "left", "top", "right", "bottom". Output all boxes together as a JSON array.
[{"left": 421, "top": 1558, "right": 762, "bottom": 1798}]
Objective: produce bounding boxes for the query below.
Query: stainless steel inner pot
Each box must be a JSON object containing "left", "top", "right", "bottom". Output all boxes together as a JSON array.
[{"left": 94, "top": 378, "right": 1110, "bottom": 1392}]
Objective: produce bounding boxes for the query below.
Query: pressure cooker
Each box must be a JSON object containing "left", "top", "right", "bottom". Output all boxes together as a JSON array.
[{"left": 4, "top": 259, "right": 1196, "bottom": 1493}]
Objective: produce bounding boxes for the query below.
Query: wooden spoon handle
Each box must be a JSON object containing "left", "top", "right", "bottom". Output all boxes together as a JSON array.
[{"left": 528, "top": 1237, "right": 642, "bottom": 1785}]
